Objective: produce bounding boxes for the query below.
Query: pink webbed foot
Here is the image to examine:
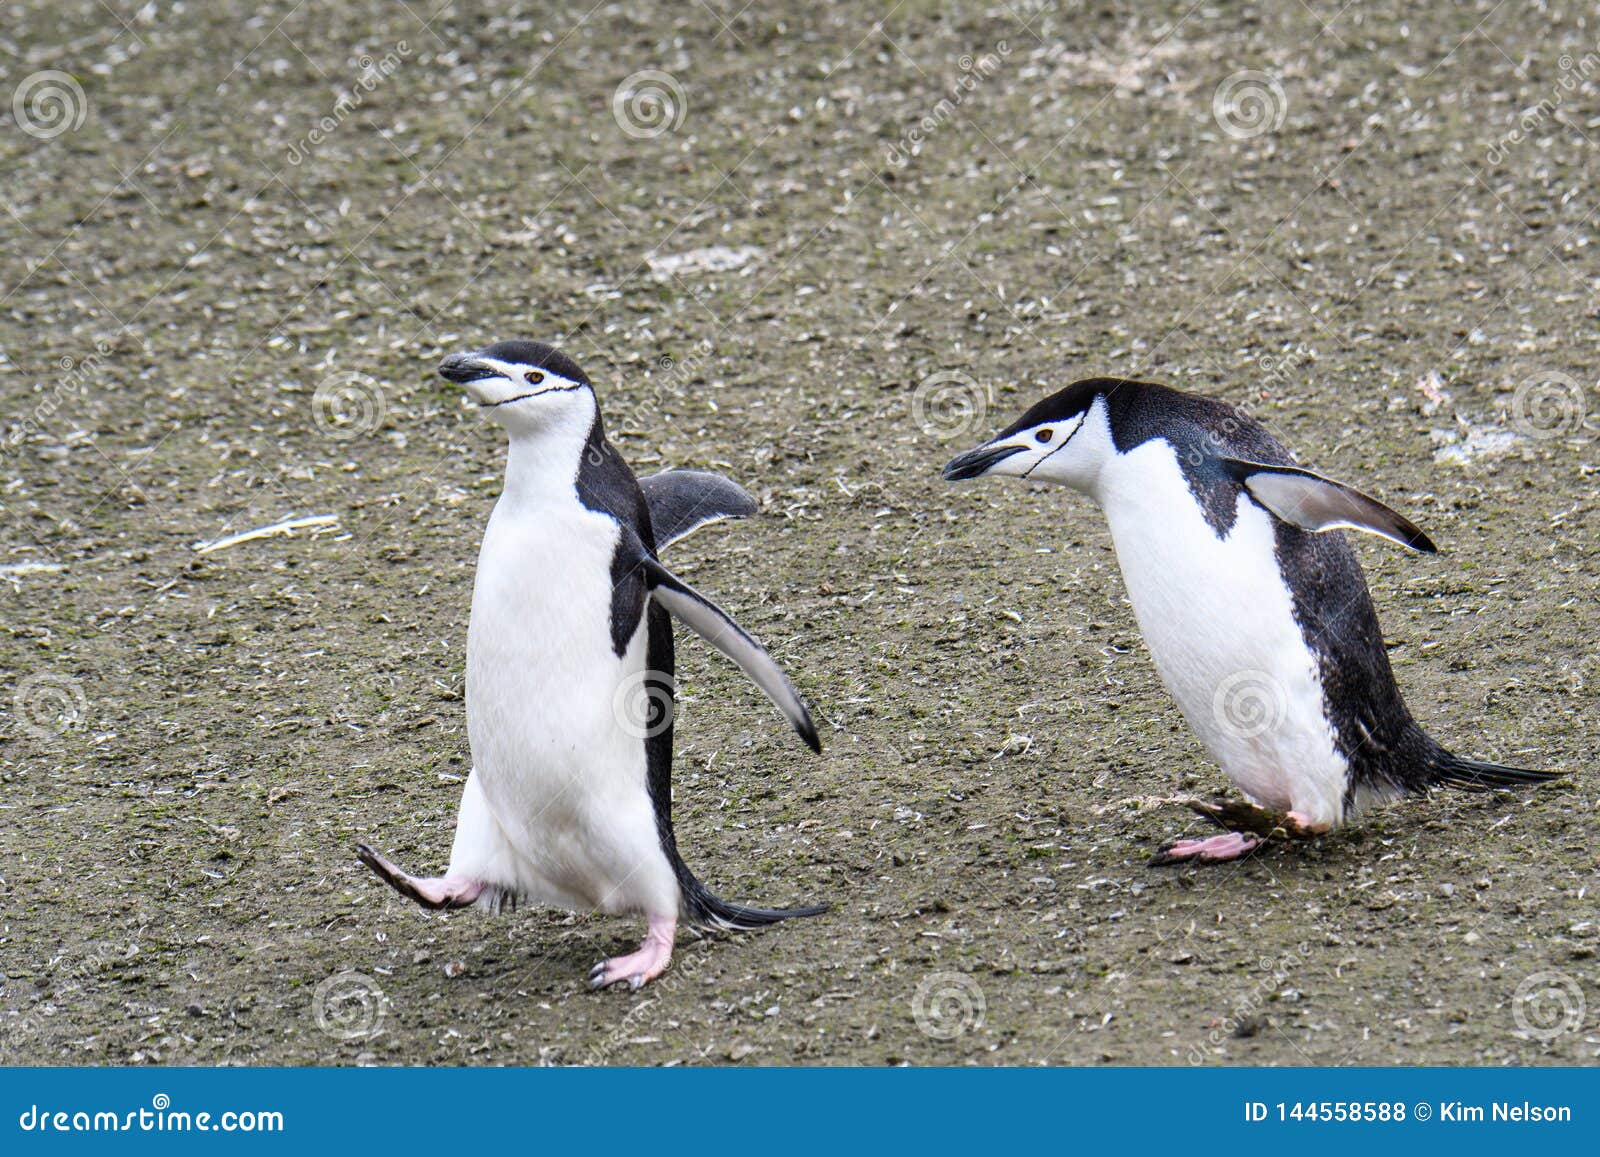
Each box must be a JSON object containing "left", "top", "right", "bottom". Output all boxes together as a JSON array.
[
  {"left": 356, "top": 844, "right": 486, "bottom": 910},
  {"left": 1150, "top": 831, "right": 1263, "bottom": 866},
  {"left": 589, "top": 915, "right": 676, "bottom": 991}
]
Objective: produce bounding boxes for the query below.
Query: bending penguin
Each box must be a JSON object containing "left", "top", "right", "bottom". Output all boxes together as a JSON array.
[
  {"left": 944, "top": 377, "right": 1564, "bottom": 863},
  {"left": 359, "top": 340, "right": 824, "bottom": 988}
]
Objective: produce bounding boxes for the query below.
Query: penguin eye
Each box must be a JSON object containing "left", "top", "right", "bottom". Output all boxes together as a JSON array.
[
  {"left": 1035, "top": 428, "right": 1053, "bottom": 444},
  {"left": 524, "top": 370, "right": 545, "bottom": 386}
]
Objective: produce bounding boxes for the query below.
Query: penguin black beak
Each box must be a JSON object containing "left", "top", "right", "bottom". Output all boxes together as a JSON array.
[
  {"left": 943, "top": 443, "right": 1024, "bottom": 481},
  {"left": 438, "top": 353, "right": 497, "bottom": 383}
]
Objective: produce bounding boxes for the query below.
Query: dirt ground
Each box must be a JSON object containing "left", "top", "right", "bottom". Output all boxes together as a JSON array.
[{"left": 1, "top": 1, "right": 1596, "bottom": 1067}]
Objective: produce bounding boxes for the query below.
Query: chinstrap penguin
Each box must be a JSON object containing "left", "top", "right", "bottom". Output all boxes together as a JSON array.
[
  {"left": 944, "top": 377, "right": 1565, "bottom": 863},
  {"left": 359, "top": 340, "right": 824, "bottom": 988}
]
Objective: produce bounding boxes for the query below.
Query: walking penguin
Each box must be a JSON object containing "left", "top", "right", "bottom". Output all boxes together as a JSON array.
[
  {"left": 359, "top": 341, "right": 824, "bottom": 987},
  {"left": 944, "top": 377, "right": 1564, "bottom": 863}
]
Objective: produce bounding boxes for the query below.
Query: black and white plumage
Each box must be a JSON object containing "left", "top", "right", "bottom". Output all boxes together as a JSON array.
[
  {"left": 945, "top": 377, "right": 1563, "bottom": 862},
  {"left": 641, "top": 470, "right": 758, "bottom": 548},
  {"left": 359, "top": 340, "right": 823, "bottom": 987}
]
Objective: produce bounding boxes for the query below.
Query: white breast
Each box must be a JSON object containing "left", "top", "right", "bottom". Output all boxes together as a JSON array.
[
  {"left": 1095, "top": 440, "right": 1349, "bottom": 826},
  {"left": 447, "top": 490, "right": 678, "bottom": 917}
]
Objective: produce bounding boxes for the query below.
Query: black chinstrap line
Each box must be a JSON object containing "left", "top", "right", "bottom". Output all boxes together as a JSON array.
[
  {"left": 477, "top": 382, "right": 589, "bottom": 407},
  {"left": 1020, "top": 411, "right": 1087, "bottom": 479}
]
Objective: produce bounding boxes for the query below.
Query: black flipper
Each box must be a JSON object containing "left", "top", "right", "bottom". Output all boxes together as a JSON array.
[
  {"left": 635, "top": 603, "right": 826, "bottom": 931},
  {"left": 639, "top": 469, "right": 758, "bottom": 549},
  {"left": 1431, "top": 752, "right": 1568, "bottom": 791},
  {"left": 1220, "top": 457, "right": 1437, "bottom": 553},
  {"left": 640, "top": 554, "right": 821, "bottom": 752}
]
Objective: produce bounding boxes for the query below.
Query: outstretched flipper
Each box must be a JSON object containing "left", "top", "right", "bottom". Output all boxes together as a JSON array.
[
  {"left": 640, "top": 469, "right": 758, "bottom": 549},
  {"left": 1220, "top": 457, "right": 1437, "bottom": 553},
  {"left": 639, "top": 554, "right": 821, "bottom": 752}
]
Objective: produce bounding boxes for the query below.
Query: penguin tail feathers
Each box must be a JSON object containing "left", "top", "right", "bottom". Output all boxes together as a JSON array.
[
  {"left": 679, "top": 875, "right": 828, "bottom": 931},
  {"left": 1431, "top": 751, "right": 1568, "bottom": 792}
]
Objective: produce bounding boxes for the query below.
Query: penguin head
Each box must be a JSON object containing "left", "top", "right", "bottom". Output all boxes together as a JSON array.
[
  {"left": 438, "top": 340, "right": 595, "bottom": 433},
  {"left": 943, "top": 379, "right": 1115, "bottom": 492}
]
